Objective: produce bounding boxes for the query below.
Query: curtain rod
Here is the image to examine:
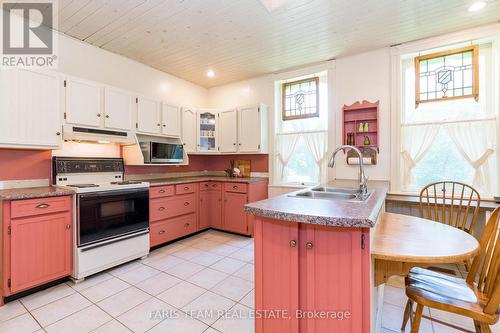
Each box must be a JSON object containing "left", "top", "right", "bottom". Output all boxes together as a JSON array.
[{"left": 402, "top": 117, "right": 497, "bottom": 127}]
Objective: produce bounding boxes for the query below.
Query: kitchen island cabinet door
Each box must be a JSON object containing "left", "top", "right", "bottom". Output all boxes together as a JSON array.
[
  {"left": 255, "top": 217, "right": 299, "bottom": 333},
  {"left": 10, "top": 212, "right": 72, "bottom": 293},
  {"left": 299, "top": 225, "right": 368, "bottom": 333},
  {"left": 223, "top": 192, "right": 248, "bottom": 234}
]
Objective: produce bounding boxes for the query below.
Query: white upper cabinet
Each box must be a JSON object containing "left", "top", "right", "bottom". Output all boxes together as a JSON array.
[
  {"left": 161, "top": 103, "right": 181, "bottom": 137},
  {"left": 0, "top": 69, "right": 61, "bottom": 149},
  {"left": 136, "top": 97, "right": 161, "bottom": 135},
  {"left": 65, "top": 77, "right": 102, "bottom": 128},
  {"left": 238, "top": 104, "right": 268, "bottom": 153},
  {"left": 197, "top": 109, "right": 218, "bottom": 153},
  {"left": 104, "top": 87, "right": 133, "bottom": 131},
  {"left": 181, "top": 108, "right": 197, "bottom": 153},
  {"left": 219, "top": 109, "right": 238, "bottom": 153}
]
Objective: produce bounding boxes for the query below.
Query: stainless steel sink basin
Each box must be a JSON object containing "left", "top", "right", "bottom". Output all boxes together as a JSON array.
[{"left": 288, "top": 186, "right": 372, "bottom": 202}]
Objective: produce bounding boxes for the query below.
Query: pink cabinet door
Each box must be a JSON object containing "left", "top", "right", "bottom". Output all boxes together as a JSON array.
[
  {"left": 223, "top": 192, "right": 248, "bottom": 234},
  {"left": 209, "top": 190, "right": 222, "bottom": 229},
  {"left": 255, "top": 217, "right": 299, "bottom": 333},
  {"left": 299, "top": 225, "right": 369, "bottom": 333},
  {"left": 10, "top": 212, "right": 72, "bottom": 293},
  {"left": 199, "top": 191, "right": 211, "bottom": 229}
]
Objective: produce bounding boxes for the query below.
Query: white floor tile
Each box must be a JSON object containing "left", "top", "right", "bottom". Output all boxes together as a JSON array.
[
  {"left": 107, "top": 260, "right": 144, "bottom": 277},
  {"left": 240, "top": 290, "right": 254, "bottom": 309},
  {"left": 211, "top": 276, "right": 254, "bottom": 302},
  {"left": 210, "top": 257, "right": 246, "bottom": 275},
  {"left": 157, "top": 243, "right": 188, "bottom": 255},
  {"left": 30, "top": 293, "right": 92, "bottom": 327},
  {"left": 171, "top": 247, "right": 205, "bottom": 261},
  {"left": 0, "top": 313, "right": 41, "bottom": 333},
  {"left": 44, "top": 305, "right": 111, "bottom": 333},
  {"left": 91, "top": 319, "right": 132, "bottom": 333},
  {"left": 157, "top": 281, "right": 206, "bottom": 309},
  {"left": 67, "top": 272, "right": 113, "bottom": 292},
  {"left": 0, "top": 300, "right": 27, "bottom": 323},
  {"left": 206, "top": 244, "right": 240, "bottom": 256},
  {"left": 117, "top": 298, "right": 173, "bottom": 333},
  {"left": 429, "top": 308, "right": 476, "bottom": 331},
  {"left": 187, "top": 268, "right": 229, "bottom": 290},
  {"left": 117, "top": 265, "right": 161, "bottom": 285},
  {"left": 227, "top": 248, "right": 254, "bottom": 263},
  {"left": 183, "top": 291, "right": 236, "bottom": 325},
  {"left": 96, "top": 287, "right": 151, "bottom": 317},
  {"left": 80, "top": 277, "right": 130, "bottom": 303},
  {"left": 212, "top": 303, "right": 253, "bottom": 333},
  {"left": 381, "top": 303, "right": 432, "bottom": 333},
  {"left": 164, "top": 260, "right": 205, "bottom": 280},
  {"left": 232, "top": 263, "right": 254, "bottom": 282},
  {"left": 190, "top": 240, "right": 222, "bottom": 252},
  {"left": 148, "top": 311, "right": 209, "bottom": 333},
  {"left": 21, "top": 283, "right": 75, "bottom": 311},
  {"left": 224, "top": 237, "right": 253, "bottom": 249},
  {"left": 135, "top": 273, "right": 182, "bottom": 295},
  {"left": 189, "top": 252, "right": 225, "bottom": 267},
  {"left": 143, "top": 255, "right": 185, "bottom": 271},
  {"left": 384, "top": 285, "right": 409, "bottom": 308}
]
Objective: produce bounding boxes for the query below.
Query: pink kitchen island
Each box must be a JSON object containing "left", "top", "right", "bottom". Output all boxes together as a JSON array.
[{"left": 245, "top": 187, "right": 386, "bottom": 333}]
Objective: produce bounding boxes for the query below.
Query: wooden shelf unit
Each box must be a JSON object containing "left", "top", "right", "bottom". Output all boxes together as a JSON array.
[{"left": 342, "top": 100, "right": 379, "bottom": 152}]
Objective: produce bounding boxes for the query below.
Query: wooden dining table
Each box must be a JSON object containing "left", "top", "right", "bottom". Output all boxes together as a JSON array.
[{"left": 371, "top": 212, "right": 480, "bottom": 333}]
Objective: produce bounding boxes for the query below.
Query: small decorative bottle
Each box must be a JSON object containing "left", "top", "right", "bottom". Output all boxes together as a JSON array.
[
  {"left": 364, "top": 122, "right": 369, "bottom": 132},
  {"left": 358, "top": 123, "right": 364, "bottom": 132},
  {"left": 363, "top": 136, "right": 371, "bottom": 145}
]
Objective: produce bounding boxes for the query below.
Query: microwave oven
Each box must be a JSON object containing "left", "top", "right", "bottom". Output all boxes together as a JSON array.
[{"left": 139, "top": 141, "right": 184, "bottom": 164}]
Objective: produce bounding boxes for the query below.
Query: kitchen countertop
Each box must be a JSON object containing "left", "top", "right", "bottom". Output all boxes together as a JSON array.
[
  {"left": 0, "top": 186, "right": 75, "bottom": 201},
  {"left": 140, "top": 176, "right": 269, "bottom": 186},
  {"left": 245, "top": 186, "right": 387, "bottom": 228}
]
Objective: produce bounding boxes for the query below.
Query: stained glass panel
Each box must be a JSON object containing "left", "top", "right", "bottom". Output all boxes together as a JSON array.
[
  {"left": 282, "top": 77, "right": 319, "bottom": 120},
  {"left": 415, "top": 46, "right": 478, "bottom": 106}
]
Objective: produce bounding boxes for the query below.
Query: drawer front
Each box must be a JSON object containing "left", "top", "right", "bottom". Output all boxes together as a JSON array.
[
  {"left": 11, "top": 196, "right": 71, "bottom": 219},
  {"left": 200, "top": 182, "right": 222, "bottom": 191},
  {"left": 175, "top": 183, "right": 196, "bottom": 195},
  {"left": 224, "top": 182, "right": 248, "bottom": 193},
  {"left": 150, "top": 185, "right": 174, "bottom": 199},
  {"left": 150, "top": 194, "right": 196, "bottom": 222},
  {"left": 150, "top": 213, "right": 197, "bottom": 247}
]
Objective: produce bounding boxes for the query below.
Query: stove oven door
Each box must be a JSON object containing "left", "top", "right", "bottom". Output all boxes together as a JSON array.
[{"left": 77, "top": 188, "right": 149, "bottom": 247}]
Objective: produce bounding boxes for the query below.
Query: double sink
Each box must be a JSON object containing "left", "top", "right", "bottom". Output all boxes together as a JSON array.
[{"left": 288, "top": 186, "right": 373, "bottom": 202}]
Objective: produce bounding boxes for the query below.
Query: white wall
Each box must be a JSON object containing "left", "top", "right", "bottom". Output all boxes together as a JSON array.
[{"left": 57, "top": 33, "right": 208, "bottom": 107}]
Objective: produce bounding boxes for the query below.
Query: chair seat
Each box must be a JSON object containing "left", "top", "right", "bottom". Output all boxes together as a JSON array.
[{"left": 405, "top": 267, "right": 499, "bottom": 324}]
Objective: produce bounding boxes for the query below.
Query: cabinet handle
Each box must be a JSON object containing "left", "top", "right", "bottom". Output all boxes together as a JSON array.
[
  {"left": 162, "top": 124, "right": 166, "bottom": 127},
  {"left": 66, "top": 224, "right": 71, "bottom": 229},
  {"left": 184, "top": 223, "right": 190, "bottom": 228},
  {"left": 158, "top": 230, "right": 165, "bottom": 235},
  {"left": 56, "top": 132, "right": 61, "bottom": 136},
  {"left": 158, "top": 207, "right": 166, "bottom": 211},
  {"left": 233, "top": 143, "right": 236, "bottom": 145},
  {"left": 36, "top": 203, "right": 50, "bottom": 209},
  {"left": 205, "top": 184, "right": 209, "bottom": 187},
  {"left": 184, "top": 202, "right": 190, "bottom": 206},
  {"left": 157, "top": 123, "right": 161, "bottom": 126},
  {"left": 184, "top": 186, "right": 189, "bottom": 190},
  {"left": 158, "top": 189, "right": 165, "bottom": 193},
  {"left": 290, "top": 240, "right": 297, "bottom": 248},
  {"left": 212, "top": 184, "right": 217, "bottom": 187},
  {"left": 233, "top": 186, "right": 238, "bottom": 189},
  {"left": 97, "top": 113, "right": 101, "bottom": 117},
  {"left": 105, "top": 115, "right": 109, "bottom": 118},
  {"left": 306, "top": 242, "right": 314, "bottom": 250}
]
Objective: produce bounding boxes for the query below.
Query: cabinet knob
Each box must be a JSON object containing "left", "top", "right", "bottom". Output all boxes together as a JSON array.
[
  {"left": 184, "top": 223, "right": 190, "bottom": 228},
  {"left": 162, "top": 124, "right": 166, "bottom": 127},
  {"left": 97, "top": 113, "right": 101, "bottom": 117},
  {"left": 105, "top": 115, "right": 109, "bottom": 118},
  {"left": 233, "top": 143, "right": 236, "bottom": 146},
  {"left": 233, "top": 186, "right": 238, "bottom": 189},
  {"left": 158, "top": 189, "right": 165, "bottom": 193},
  {"left": 290, "top": 240, "right": 297, "bottom": 248},
  {"left": 158, "top": 207, "right": 166, "bottom": 211},
  {"left": 66, "top": 224, "right": 71, "bottom": 230},
  {"left": 238, "top": 143, "right": 242, "bottom": 146},
  {"left": 56, "top": 132, "right": 61, "bottom": 136},
  {"left": 158, "top": 230, "right": 165, "bottom": 235},
  {"left": 157, "top": 123, "right": 161, "bottom": 126},
  {"left": 184, "top": 202, "right": 190, "bottom": 206},
  {"left": 36, "top": 203, "right": 50, "bottom": 209},
  {"left": 184, "top": 186, "right": 189, "bottom": 190},
  {"left": 306, "top": 242, "right": 314, "bottom": 250},
  {"left": 205, "top": 184, "right": 209, "bottom": 187}
]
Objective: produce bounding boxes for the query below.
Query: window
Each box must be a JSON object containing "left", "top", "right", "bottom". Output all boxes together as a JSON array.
[
  {"left": 400, "top": 42, "right": 497, "bottom": 196},
  {"left": 415, "top": 45, "right": 479, "bottom": 106},
  {"left": 282, "top": 77, "right": 319, "bottom": 120},
  {"left": 274, "top": 72, "right": 328, "bottom": 186}
]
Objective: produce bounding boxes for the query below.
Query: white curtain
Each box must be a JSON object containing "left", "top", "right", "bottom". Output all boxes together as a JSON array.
[
  {"left": 400, "top": 123, "right": 441, "bottom": 186},
  {"left": 275, "top": 133, "right": 300, "bottom": 178},
  {"left": 444, "top": 119, "right": 497, "bottom": 194},
  {"left": 303, "top": 131, "right": 328, "bottom": 181}
]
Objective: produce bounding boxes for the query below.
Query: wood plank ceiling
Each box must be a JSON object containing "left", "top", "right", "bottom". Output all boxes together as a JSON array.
[{"left": 56, "top": 0, "right": 500, "bottom": 87}]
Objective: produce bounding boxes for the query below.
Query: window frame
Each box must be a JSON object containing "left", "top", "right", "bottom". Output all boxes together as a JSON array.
[
  {"left": 415, "top": 45, "right": 479, "bottom": 107},
  {"left": 281, "top": 77, "right": 320, "bottom": 121}
]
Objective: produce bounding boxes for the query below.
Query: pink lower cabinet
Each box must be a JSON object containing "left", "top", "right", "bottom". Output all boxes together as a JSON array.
[
  {"left": 223, "top": 191, "right": 249, "bottom": 234},
  {"left": 255, "top": 217, "right": 371, "bottom": 333},
  {"left": 2, "top": 196, "right": 73, "bottom": 297},
  {"left": 199, "top": 183, "right": 222, "bottom": 230}
]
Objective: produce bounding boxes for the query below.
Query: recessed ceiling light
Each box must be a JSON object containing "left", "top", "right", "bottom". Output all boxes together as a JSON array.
[
  {"left": 468, "top": 1, "right": 486, "bottom": 12},
  {"left": 207, "top": 69, "right": 215, "bottom": 78}
]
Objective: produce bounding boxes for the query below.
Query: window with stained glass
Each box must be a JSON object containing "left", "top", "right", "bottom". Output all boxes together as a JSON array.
[
  {"left": 415, "top": 45, "right": 479, "bottom": 106},
  {"left": 281, "top": 77, "right": 319, "bottom": 120}
]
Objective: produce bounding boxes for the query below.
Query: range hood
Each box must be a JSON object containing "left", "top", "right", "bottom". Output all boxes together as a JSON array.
[{"left": 63, "top": 125, "right": 134, "bottom": 144}]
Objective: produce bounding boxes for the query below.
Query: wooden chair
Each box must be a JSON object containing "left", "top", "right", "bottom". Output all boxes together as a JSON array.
[{"left": 402, "top": 205, "right": 500, "bottom": 333}]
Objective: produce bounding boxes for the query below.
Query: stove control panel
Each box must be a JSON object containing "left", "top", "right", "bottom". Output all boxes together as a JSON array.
[{"left": 53, "top": 157, "right": 124, "bottom": 175}]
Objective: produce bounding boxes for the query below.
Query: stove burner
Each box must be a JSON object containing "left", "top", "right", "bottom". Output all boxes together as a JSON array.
[
  {"left": 67, "top": 184, "right": 99, "bottom": 188},
  {"left": 110, "top": 181, "right": 142, "bottom": 185}
]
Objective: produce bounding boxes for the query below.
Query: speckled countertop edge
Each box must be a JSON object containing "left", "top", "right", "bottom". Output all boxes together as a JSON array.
[
  {"left": 0, "top": 186, "right": 75, "bottom": 201},
  {"left": 245, "top": 187, "right": 387, "bottom": 228},
  {"left": 140, "top": 176, "right": 268, "bottom": 186}
]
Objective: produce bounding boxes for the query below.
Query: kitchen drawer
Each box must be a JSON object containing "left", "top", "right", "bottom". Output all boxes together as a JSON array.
[
  {"left": 150, "top": 185, "right": 174, "bottom": 199},
  {"left": 150, "top": 193, "right": 196, "bottom": 222},
  {"left": 175, "top": 183, "right": 196, "bottom": 195},
  {"left": 150, "top": 213, "right": 197, "bottom": 247},
  {"left": 10, "top": 196, "right": 71, "bottom": 219},
  {"left": 224, "top": 182, "right": 248, "bottom": 193},
  {"left": 200, "top": 182, "right": 222, "bottom": 191}
]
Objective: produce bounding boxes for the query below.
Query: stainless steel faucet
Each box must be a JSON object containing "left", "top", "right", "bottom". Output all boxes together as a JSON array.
[{"left": 328, "top": 145, "right": 368, "bottom": 197}]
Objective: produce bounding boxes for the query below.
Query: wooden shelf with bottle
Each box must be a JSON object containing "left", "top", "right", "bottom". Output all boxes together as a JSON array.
[{"left": 343, "top": 100, "right": 379, "bottom": 152}]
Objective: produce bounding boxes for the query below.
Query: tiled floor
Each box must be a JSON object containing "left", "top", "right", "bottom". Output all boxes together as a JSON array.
[{"left": 0, "top": 229, "right": 496, "bottom": 333}]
